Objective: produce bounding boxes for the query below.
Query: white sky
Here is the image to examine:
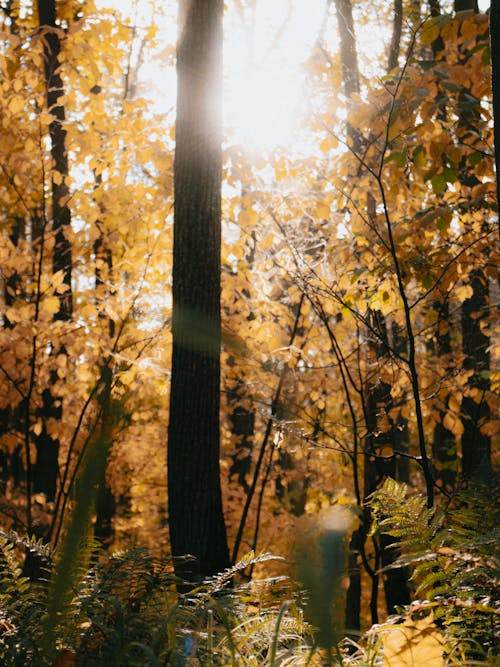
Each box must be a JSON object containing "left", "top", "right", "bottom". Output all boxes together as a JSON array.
[{"left": 97, "top": 0, "right": 492, "bottom": 151}]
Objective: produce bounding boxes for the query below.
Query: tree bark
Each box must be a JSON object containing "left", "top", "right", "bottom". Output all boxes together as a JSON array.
[
  {"left": 334, "top": 0, "right": 411, "bottom": 625},
  {"left": 334, "top": 0, "right": 360, "bottom": 98},
  {"left": 453, "top": 0, "right": 492, "bottom": 478},
  {"left": 461, "top": 270, "right": 491, "bottom": 477},
  {"left": 168, "top": 0, "right": 230, "bottom": 585},
  {"left": 33, "top": 0, "right": 72, "bottom": 505},
  {"left": 491, "top": 0, "right": 500, "bottom": 218},
  {"left": 430, "top": 299, "right": 457, "bottom": 492},
  {"left": 387, "top": 0, "right": 403, "bottom": 72}
]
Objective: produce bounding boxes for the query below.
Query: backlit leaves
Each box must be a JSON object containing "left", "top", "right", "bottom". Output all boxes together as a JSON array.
[{"left": 382, "top": 613, "right": 444, "bottom": 667}]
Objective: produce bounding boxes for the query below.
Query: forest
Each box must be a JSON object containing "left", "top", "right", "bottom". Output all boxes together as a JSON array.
[{"left": 0, "top": 0, "right": 498, "bottom": 664}]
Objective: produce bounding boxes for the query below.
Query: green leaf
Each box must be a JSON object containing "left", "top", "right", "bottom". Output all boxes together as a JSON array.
[
  {"left": 413, "top": 145, "right": 426, "bottom": 168},
  {"left": 468, "top": 151, "right": 484, "bottom": 166},
  {"left": 384, "top": 150, "right": 407, "bottom": 167},
  {"left": 443, "top": 166, "right": 458, "bottom": 183},
  {"left": 431, "top": 173, "right": 447, "bottom": 194}
]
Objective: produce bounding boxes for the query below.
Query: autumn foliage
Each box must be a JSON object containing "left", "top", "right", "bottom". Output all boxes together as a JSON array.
[{"left": 0, "top": 0, "right": 498, "bottom": 664}]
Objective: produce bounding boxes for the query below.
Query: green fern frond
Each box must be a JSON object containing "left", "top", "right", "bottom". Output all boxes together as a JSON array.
[{"left": 367, "top": 474, "right": 499, "bottom": 662}]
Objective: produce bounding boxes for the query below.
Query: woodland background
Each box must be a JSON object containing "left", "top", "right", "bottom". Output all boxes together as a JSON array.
[{"left": 0, "top": 0, "right": 498, "bottom": 664}]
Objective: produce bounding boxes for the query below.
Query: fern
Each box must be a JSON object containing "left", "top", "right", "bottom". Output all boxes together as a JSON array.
[
  {"left": 369, "top": 472, "right": 500, "bottom": 662},
  {"left": 0, "top": 531, "right": 50, "bottom": 666}
]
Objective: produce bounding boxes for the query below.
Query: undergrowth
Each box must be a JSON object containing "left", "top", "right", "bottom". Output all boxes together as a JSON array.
[{"left": 0, "top": 473, "right": 498, "bottom": 665}]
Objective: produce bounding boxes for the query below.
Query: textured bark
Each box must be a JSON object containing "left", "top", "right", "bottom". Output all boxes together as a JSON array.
[
  {"left": 461, "top": 270, "right": 491, "bottom": 477},
  {"left": 363, "top": 318, "right": 411, "bottom": 616},
  {"left": 94, "top": 484, "right": 116, "bottom": 545},
  {"left": 453, "top": 0, "right": 492, "bottom": 478},
  {"left": 431, "top": 300, "right": 457, "bottom": 492},
  {"left": 335, "top": 0, "right": 413, "bottom": 615},
  {"left": 334, "top": 0, "right": 360, "bottom": 98},
  {"left": 168, "top": 0, "right": 229, "bottom": 584},
  {"left": 227, "top": 233, "right": 256, "bottom": 496},
  {"left": 227, "top": 377, "right": 254, "bottom": 495},
  {"left": 387, "top": 0, "right": 403, "bottom": 72},
  {"left": 37, "top": 0, "right": 72, "bottom": 318},
  {"left": 33, "top": 0, "right": 72, "bottom": 504},
  {"left": 455, "top": 0, "right": 478, "bottom": 10},
  {"left": 93, "top": 224, "right": 116, "bottom": 546},
  {"left": 0, "top": 219, "right": 25, "bottom": 492},
  {"left": 491, "top": 0, "right": 500, "bottom": 215}
]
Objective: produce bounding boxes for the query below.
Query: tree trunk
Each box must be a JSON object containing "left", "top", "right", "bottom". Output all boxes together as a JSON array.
[
  {"left": 334, "top": 0, "right": 411, "bottom": 624},
  {"left": 453, "top": 0, "right": 492, "bottom": 478},
  {"left": 227, "top": 374, "right": 254, "bottom": 495},
  {"left": 431, "top": 299, "right": 457, "bottom": 492},
  {"left": 461, "top": 270, "right": 491, "bottom": 477},
  {"left": 387, "top": 0, "right": 403, "bottom": 72},
  {"left": 33, "top": 0, "right": 73, "bottom": 506},
  {"left": 491, "top": 0, "right": 500, "bottom": 216},
  {"left": 93, "top": 223, "right": 116, "bottom": 547},
  {"left": 168, "top": 0, "right": 230, "bottom": 585},
  {"left": 334, "top": 0, "right": 360, "bottom": 98}
]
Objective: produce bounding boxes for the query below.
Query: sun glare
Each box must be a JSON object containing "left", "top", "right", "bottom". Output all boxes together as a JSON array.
[
  {"left": 223, "top": 1, "right": 327, "bottom": 151},
  {"left": 224, "top": 58, "right": 303, "bottom": 150}
]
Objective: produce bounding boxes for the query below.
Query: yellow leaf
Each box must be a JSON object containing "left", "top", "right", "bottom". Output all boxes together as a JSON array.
[
  {"left": 460, "top": 17, "right": 479, "bottom": 41},
  {"left": 273, "top": 157, "right": 288, "bottom": 181},
  {"left": 315, "top": 202, "right": 330, "bottom": 219},
  {"left": 448, "top": 394, "right": 461, "bottom": 413},
  {"left": 319, "top": 135, "right": 338, "bottom": 152},
  {"left": 420, "top": 18, "right": 440, "bottom": 47},
  {"left": 8, "top": 96, "right": 24, "bottom": 115},
  {"left": 260, "top": 234, "right": 274, "bottom": 251},
  {"left": 455, "top": 284, "right": 473, "bottom": 302},
  {"left": 43, "top": 296, "right": 61, "bottom": 315},
  {"left": 80, "top": 303, "right": 98, "bottom": 318},
  {"left": 383, "top": 613, "right": 444, "bottom": 667},
  {"left": 238, "top": 207, "right": 258, "bottom": 227},
  {"left": 5, "top": 307, "right": 20, "bottom": 323},
  {"left": 51, "top": 270, "right": 65, "bottom": 288},
  {"left": 443, "top": 412, "right": 455, "bottom": 433}
]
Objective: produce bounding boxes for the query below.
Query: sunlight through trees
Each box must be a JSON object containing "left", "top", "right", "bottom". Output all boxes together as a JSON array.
[{"left": 0, "top": 0, "right": 497, "bottom": 664}]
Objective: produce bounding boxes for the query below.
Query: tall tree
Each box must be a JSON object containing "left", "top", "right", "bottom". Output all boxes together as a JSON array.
[
  {"left": 168, "top": 0, "right": 230, "bottom": 584},
  {"left": 32, "top": 0, "right": 73, "bottom": 507},
  {"left": 332, "top": 0, "right": 411, "bottom": 628},
  {"left": 453, "top": 0, "right": 492, "bottom": 479},
  {"left": 492, "top": 0, "right": 500, "bottom": 213},
  {"left": 387, "top": 0, "right": 403, "bottom": 71}
]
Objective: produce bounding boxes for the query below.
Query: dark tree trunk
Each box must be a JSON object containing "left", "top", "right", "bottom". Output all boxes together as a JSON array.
[
  {"left": 94, "top": 484, "right": 116, "bottom": 545},
  {"left": 430, "top": 299, "right": 457, "bottom": 492},
  {"left": 93, "top": 215, "right": 116, "bottom": 547},
  {"left": 334, "top": 0, "right": 365, "bottom": 631},
  {"left": 227, "top": 230, "right": 256, "bottom": 496},
  {"left": 168, "top": 0, "right": 230, "bottom": 585},
  {"left": 363, "top": 318, "right": 411, "bottom": 616},
  {"left": 387, "top": 0, "right": 403, "bottom": 72},
  {"left": 1, "top": 219, "right": 25, "bottom": 494},
  {"left": 227, "top": 375, "right": 254, "bottom": 495},
  {"left": 37, "top": 0, "right": 72, "bottom": 318},
  {"left": 491, "top": 0, "right": 500, "bottom": 217},
  {"left": 334, "top": 0, "right": 411, "bottom": 626},
  {"left": 32, "top": 0, "right": 72, "bottom": 506},
  {"left": 461, "top": 270, "right": 491, "bottom": 478},
  {"left": 452, "top": 0, "right": 492, "bottom": 478},
  {"left": 455, "top": 0, "right": 478, "bottom": 10}
]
